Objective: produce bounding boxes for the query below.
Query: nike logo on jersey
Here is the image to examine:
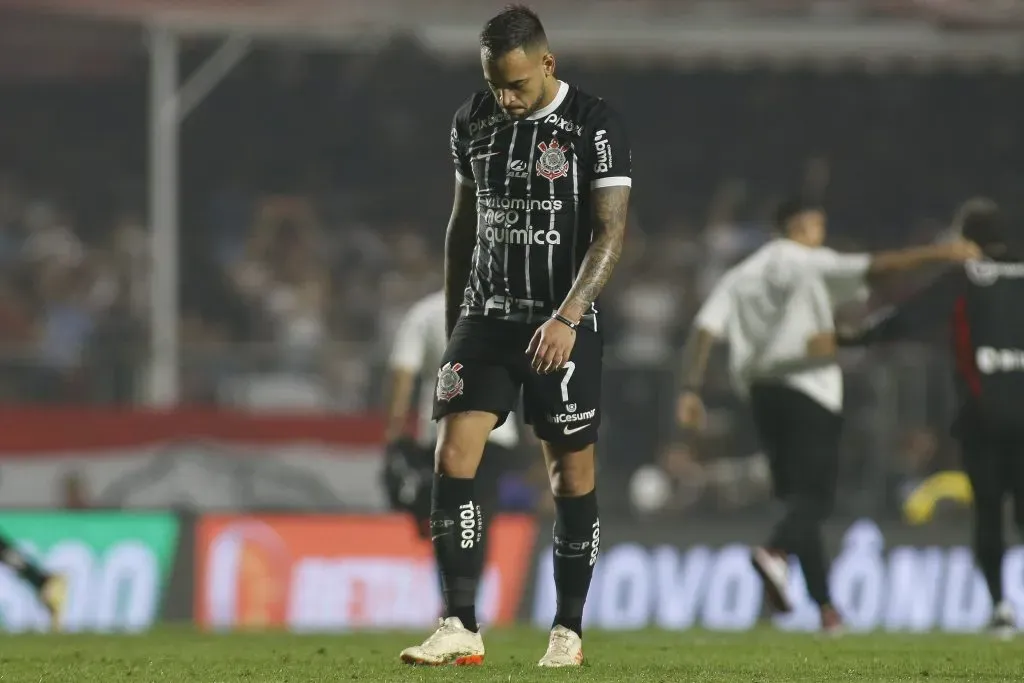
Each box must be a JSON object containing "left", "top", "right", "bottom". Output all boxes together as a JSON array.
[
  {"left": 563, "top": 424, "right": 590, "bottom": 435},
  {"left": 472, "top": 151, "right": 501, "bottom": 160}
]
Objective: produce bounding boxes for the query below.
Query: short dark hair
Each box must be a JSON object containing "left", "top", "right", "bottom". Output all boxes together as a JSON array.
[
  {"left": 480, "top": 5, "right": 548, "bottom": 58},
  {"left": 774, "top": 196, "right": 823, "bottom": 231},
  {"left": 956, "top": 197, "right": 1003, "bottom": 247}
]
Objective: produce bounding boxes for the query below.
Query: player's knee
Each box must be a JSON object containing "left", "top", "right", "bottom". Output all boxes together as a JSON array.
[
  {"left": 545, "top": 446, "right": 596, "bottom": 497},
  {"left": 434, "top": 441, "right": 479, "bottom": 478}
]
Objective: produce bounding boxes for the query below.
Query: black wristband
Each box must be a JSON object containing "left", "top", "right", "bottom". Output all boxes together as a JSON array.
[{"left": 552, "top": 313, "right": 578, "bottom": 330}]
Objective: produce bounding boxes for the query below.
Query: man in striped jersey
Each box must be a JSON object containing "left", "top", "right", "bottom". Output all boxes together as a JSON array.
[{"left": 399, "top": 4, "right": 631, "bottom": 669}]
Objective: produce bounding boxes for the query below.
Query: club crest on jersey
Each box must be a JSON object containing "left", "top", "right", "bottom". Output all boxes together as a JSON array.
[
  {"left": 436, "top": 362, "right": 465, "bottom": 402},
  {"left": 536, "top": 138, "right": 570, "bottom": 181}
]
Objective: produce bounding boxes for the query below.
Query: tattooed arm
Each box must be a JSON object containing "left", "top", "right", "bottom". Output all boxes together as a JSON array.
[
  {"left": 445, "top": 180, "right": 478, "bottom": 338},
  {"left": 557, "top": 186, "right": 631, "bottom": 322}
]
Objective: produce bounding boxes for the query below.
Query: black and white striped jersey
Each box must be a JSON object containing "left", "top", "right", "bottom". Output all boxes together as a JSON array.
[{"left": 450, "top": 80, "right": 632, "bottom": 331}]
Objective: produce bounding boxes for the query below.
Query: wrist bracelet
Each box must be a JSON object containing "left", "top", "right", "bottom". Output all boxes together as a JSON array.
[{"left": 552, "top": 313, "right": 578, "bottom": 330}]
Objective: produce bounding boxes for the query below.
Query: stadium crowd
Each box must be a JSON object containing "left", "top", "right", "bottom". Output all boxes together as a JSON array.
[{"left": 0, "top": 43, "right": 1020, "bottom": 515}]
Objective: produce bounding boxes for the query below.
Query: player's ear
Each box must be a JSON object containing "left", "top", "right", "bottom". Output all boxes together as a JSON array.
[{"left": 542, "top": 52, "right": 555, "bottom": 76}]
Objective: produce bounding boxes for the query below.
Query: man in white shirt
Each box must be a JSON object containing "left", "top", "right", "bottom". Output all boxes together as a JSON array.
[
  {"left": 383, "top": 290, "right": 519, "bottom": 537},
  {"left": 677, "top": 198, "right": 979, "bottom": 633}
]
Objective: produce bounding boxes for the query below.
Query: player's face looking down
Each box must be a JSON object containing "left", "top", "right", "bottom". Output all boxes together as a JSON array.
[
  {"left": 786, "top": 209, "right": 827, "bottom": 247},
  {"left": 481, "top": 46, "right": 555, "bottom": 119}
]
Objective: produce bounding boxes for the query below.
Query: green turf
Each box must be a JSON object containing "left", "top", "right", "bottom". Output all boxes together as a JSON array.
[{"left": 2, "top": 627, "right": 1024, "bottom": 682}]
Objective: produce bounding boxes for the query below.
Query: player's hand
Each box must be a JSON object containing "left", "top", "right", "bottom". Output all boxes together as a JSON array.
[
  {"left": 526, "top": 318, "right": 577, "bottom": 374},
  {"left": 940, "top": 239, "right": 982, "bottom": 262},
  {"left": 677, "top": 391, "right": 706, "bottom": 432}
]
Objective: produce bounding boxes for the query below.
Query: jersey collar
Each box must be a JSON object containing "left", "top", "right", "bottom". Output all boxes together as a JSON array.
[{"left": 526, "top": 80, "right": 569, "bottom": 121}]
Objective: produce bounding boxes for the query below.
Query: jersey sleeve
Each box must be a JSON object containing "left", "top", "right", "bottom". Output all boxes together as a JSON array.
[
  {"left": 389, "top": 302, "right": 429, "bottom": 372},
  {"left": 695, "top": 274, "right": 734, "bottom": 337},
  {"left": 807, "top": 248, "right": 871, "bottom": 282},
  {"left": 450, "top": 107, "right": 475, "bottom": 188},
  {"left": 586, "top": 102, "right": 632, "bottom": 190},
  {"left": 805, "top": 248, "right": 871, "bottom": 303}
]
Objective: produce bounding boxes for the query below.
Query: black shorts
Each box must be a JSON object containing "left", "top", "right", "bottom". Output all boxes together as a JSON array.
[
  {"left": 432, "top": 315, "right": 602, "bottom": 449},
  {"left": 749, "top": 382, "right": 843, "bottom": 507}
]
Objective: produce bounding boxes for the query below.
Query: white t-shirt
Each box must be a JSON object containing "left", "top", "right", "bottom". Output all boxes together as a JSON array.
[
  {"left": 695, "top": 239, "right": 871, "bottom": 413},
  {"left": 389, "top": 291, "right": 519, "bottom": 448}
]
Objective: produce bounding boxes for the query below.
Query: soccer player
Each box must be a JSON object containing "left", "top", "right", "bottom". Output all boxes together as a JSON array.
[
  {"left": 840, "top": 198, "right": 1023, "bottom": 638},
  {"left": 382, "top": 288, "right": 519, "bottom": 549},
  {"left": 399, "top": 5, "right": 631, "bottom": 668},
  {"left": 677, "top": 198, "right": 979, "bottom": 633},
  {"left": 0, "top": 532, "right": 66, "bottom": 630}
]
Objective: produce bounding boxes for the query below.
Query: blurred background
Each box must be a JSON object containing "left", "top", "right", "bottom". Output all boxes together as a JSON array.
[{"left": 0, "top": 0, "right": 1022, "bottom": 634}]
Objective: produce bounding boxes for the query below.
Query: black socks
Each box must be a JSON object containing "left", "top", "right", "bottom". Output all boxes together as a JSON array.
[
  {"left": 431, "top": 476, "right": 601, "bottom": 637},
  {"left": 430, "top": 473, "right": 485, "bottom": 632},
  {"left": 552, "top": 490, "right": 600, "bottom": 638}
]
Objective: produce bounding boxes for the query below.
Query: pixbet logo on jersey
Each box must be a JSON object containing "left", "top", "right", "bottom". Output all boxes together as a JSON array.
[
  {"left": 468, "top": 112, "right": 508, "bottom": 137},
  {"left": 543, "top": 113, "right": 583, "bottom": 136}
]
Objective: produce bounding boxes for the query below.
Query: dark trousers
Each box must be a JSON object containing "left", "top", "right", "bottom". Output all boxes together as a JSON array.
[
  {"left": 961, "top": 426, "right": 1024, "bottom": 605},
  {"left": 750, "top": 382, "right": 843, "bottom": 607}
]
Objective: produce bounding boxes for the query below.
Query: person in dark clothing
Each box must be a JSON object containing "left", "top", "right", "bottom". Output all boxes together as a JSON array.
[{"left": 842, "top": 198, "right": 1024, "bottom": 638}]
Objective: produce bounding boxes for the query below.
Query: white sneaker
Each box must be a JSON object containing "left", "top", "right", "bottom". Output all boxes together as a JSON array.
[
  {"left": 399, "top": 617, "right": 485, "bottom": 666},
  {"left": 537, "top": 625, "right": 584, "bottom": 668},
  {"left": 989, "top": 601, "right": 1016, "bottom": 641},
  {"left": 752, "top": 547, "right": 793, "bottom": 613}
]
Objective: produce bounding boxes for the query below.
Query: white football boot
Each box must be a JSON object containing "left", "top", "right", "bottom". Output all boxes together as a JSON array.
[
  {"left": 989, "top": 601, "right": 1016, "bottom": 641},
  {"left": 537, "top": 625, "right": 584, "bottom": 668},
  {"left": 399, "top": 617, "right": 485, "bottom": 666},
  {"left": 752, "top": 546, "right": 794, "bottom": 613}
]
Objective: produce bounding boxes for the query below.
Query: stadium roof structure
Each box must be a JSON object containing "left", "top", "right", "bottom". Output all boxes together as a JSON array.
[
  {"left": 5, "top": 0, "right": 1024, "bottom": 66},
  {"left": 2, "top": 0, "right": 1023, "bottom": 405}
]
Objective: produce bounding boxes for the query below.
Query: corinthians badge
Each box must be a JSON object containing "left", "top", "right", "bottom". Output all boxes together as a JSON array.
[
  {"left": 436, "top": 362, "right": 465, "bottom": 402},
  {"left": 536, "top": 138, "right": 570, "bottom": 181}
]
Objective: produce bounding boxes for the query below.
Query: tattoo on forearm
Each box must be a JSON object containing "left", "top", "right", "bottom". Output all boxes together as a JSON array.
[
  {"left": 679, "top": 327, "right": 716, "bottom": 389},
  {"left": 563, "top": 186, "right": 630, "bottom": 317}
]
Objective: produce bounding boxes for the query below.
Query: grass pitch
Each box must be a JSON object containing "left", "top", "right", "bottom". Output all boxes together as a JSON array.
[{"left": 2, "top": 627, "right": 1023, "bottom": 682}]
